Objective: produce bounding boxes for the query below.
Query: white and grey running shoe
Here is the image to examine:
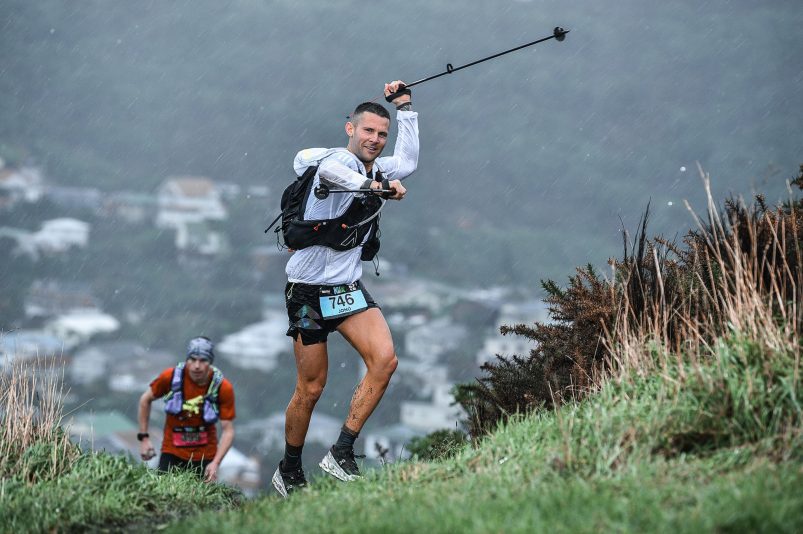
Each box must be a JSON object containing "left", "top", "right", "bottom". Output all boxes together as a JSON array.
[
  {"left": 319, "top": 445, "right": 364, "bottom": 482},
  {"left": 272, "top": 462, "right": 307, "bottom": 498}
]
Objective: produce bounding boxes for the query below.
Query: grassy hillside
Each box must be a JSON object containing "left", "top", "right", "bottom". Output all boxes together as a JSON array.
[
  {"left": 3, "top": 334, "right": 800, "bottom": 532},
  {"left": 171, "top": 334, "right": 802, "bottom": 533}
]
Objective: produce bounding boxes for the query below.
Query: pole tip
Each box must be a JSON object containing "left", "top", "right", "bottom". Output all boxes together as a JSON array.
[{"left": 554, "top": 27, "right": 568, "bottom": 42}]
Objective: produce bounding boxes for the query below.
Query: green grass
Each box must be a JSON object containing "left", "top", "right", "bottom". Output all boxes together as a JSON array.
[
  {"left": 0, "top": 452, "right": 241, "bottom": 532},
  {"left": 167, "top": 335, "right": 802, "bottom": 533},
  {"left": 3, "top": 336, "right": 799, "bottom": 532}
]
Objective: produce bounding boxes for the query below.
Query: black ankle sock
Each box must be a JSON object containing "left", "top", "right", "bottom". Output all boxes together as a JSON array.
[
  {"left": 334, "top": 425, "right": 359, "bottom": 450},
  {"left": 283, "top": 442, "right": 303, "bottom": 471}
]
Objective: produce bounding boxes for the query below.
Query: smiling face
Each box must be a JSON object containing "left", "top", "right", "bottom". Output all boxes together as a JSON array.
[{"left": 346, "top": 111, "right": 390, "bottom": 171}]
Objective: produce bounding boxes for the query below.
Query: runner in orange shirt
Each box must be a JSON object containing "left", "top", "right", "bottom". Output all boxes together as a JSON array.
[{"left": 137, "top": 336, "right": 235, "bottom": 482}]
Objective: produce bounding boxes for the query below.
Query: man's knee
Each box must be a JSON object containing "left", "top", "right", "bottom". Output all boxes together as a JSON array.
[
  {"left": 369, "top": 349, "right": 397, "bottom": 379},
  {"left": 297, "top": 380, "right": 326, "bottom": 403}
]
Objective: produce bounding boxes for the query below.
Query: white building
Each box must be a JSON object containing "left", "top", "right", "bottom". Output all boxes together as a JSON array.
[
  {"left": 395, "top": 359, "right": 450, "bottom": 399},
  {"left": 400, "top": 383, "right": 465, "bottom": 434},
  {"left": 476, "top": 300, "right": 550, "bottom": 366},
  {"left": 174, "top": 221, "right": 228, "bottom": 255},
  {"left": 0, "top": 166, "right": 44, "bottom": 205},
  {"left": 404, "top": 316, "right": 468, "bottom": 364},
  {"left": 217, "top": 310, "right": 290, "bottom": 372},
  {"left": 156, "top": 176, "right": 227, "bottom": 229},
  {"left": 45, "top": 310, "right": 120, "bottom": 349},
  {"left": 33, "top": 218, "right": 90, "bottom": 252}
]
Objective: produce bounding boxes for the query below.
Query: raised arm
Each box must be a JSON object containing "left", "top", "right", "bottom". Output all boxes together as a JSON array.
[{"left": 377, "top": 80, "right": 419, "bottom": 180}]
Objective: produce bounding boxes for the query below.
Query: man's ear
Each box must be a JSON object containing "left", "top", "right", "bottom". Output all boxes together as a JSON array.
[{"left": 345, "top": 121, "right": 354, "bottom": 137}]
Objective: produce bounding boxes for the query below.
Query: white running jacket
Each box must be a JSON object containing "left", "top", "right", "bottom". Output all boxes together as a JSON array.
[{"left": 285, "top": 109, "right": 419, "bottom": 285}]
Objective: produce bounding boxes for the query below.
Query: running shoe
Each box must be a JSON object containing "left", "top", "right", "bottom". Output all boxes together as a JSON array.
[
  {"left": 319, "top": 445, "right": 364, "bottom": 482},
  {"left": 272, "top": 461, "right": 307, "bottom": 498}
]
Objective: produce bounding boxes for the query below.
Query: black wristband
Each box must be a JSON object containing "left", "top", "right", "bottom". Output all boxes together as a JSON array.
[
  {"left": 385, "top": 86, "right": 412, "bottom": 103},
  {"left": 381, "top": 178, "right": 392, "bottom": 199},
  {"left": 396, "top": 102, "right": 413, "bottom": 111},
  {"left": 137, "top": 432, "right": 149, "bottom": 441}
]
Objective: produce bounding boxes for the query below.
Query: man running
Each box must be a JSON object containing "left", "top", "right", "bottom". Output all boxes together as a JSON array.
[
  {"left": 272, "top": 80, "right": 418, "bottom": 497},
  {"left": 138, "top": 336, "right": 236, "bottom": 483}
]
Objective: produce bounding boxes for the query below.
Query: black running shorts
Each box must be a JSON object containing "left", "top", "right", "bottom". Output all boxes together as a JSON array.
[{"left": 285, "top": 280, "right": 379, "bottom": 345}]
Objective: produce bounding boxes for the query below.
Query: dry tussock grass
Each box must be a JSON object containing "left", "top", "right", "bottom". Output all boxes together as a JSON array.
[{"left": 0, "top": 353, "right": 80, "bottom": 484}]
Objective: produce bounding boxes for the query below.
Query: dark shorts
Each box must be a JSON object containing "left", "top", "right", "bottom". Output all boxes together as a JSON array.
[
  {"left": 157, "top": 452, "right": 211, "bottom": 476},
  {"left": 285, "top": 280, "right": 379, "bottom": 345}
]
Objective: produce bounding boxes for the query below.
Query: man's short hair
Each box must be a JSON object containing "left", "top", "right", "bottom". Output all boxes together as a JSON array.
[{"left": 351, "top": 102, "right": 390, "bottom": 124}]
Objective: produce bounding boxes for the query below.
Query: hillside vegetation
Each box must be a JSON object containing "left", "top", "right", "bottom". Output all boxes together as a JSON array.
[
  {"left": 2, "top": 170, "right": 801, "bottom": 532},
  {"left": 173, "top": 169, "right": 803, "bottom": 531}
]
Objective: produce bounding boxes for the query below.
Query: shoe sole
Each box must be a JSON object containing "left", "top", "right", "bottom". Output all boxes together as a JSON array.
[
  {"left": 319, "top": 451, "right": 360, "bottom": 482},
  {"left": 271, "top": 467, "right": 289, "bottom": 498}
]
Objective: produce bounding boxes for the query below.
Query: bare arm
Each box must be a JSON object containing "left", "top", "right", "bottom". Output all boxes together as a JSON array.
[
  {"left": 204, "top": 419, "right": 235, "bottom": 483},
  {"left": 138, "top": 388, "right": 157, "bottom": 461}
]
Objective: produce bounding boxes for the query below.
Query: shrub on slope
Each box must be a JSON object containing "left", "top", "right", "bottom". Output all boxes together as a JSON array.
[{"left": 458, "top": 166, "right": 803, "bottom": 438}]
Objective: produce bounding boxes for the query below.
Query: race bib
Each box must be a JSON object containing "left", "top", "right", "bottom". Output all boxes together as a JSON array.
[
  {"left": 319, "top": 283, "right": 368, "bottom": 319},
  {"left": 172, "top": 426, "right": 210, "bottom": 447}
]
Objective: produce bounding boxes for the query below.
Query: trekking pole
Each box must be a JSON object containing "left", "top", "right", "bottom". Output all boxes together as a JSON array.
[
  {"left": 313, "top": 184, "right": 396, "bottom": 199},
  {"left": 383, "top": 26, "right": 569, "bottom": 102}
]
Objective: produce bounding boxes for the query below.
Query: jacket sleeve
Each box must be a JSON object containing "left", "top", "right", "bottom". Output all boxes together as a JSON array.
[
  {"left": 318, "top": 151, "right": 368, "bottom": 189},
  {"left": 376, "top": 110, "right": 419, "bottom": 180}
]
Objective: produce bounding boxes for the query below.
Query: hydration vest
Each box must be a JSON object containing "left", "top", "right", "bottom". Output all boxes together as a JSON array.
[
  {"left": 163, "top": 362, "right": 224, "bottom": 424},
  {"left": 266, "top": 165, "right": 382, "bottom": 260}
]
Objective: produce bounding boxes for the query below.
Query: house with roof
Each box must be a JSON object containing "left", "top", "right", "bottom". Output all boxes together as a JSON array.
[
  {"left": 404, "top": 316, "right": 468, "bottom": 365},
  {"left": 0, "top": 166, "right": 43, "bottom": 208},
  {"left": 156, "top": 176, "right": 227, "bottom": 229},
  {"left": 45, "top": 310, "right": 120, "bottom": 350},
  {"left": 217, "top": 309, "right": 290, "bottom": 372},
  {"left": 395, "top": 358, "right": 450, "bottom": 399},
  {"left": 155, "top": 176, "right": 228, "bottom": 255},
  {"left": 174, "top": 220, "right": 229, "bottom": 256},
  {"left": 33, "top": 218, "right": 90, "bottom": 253}
]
